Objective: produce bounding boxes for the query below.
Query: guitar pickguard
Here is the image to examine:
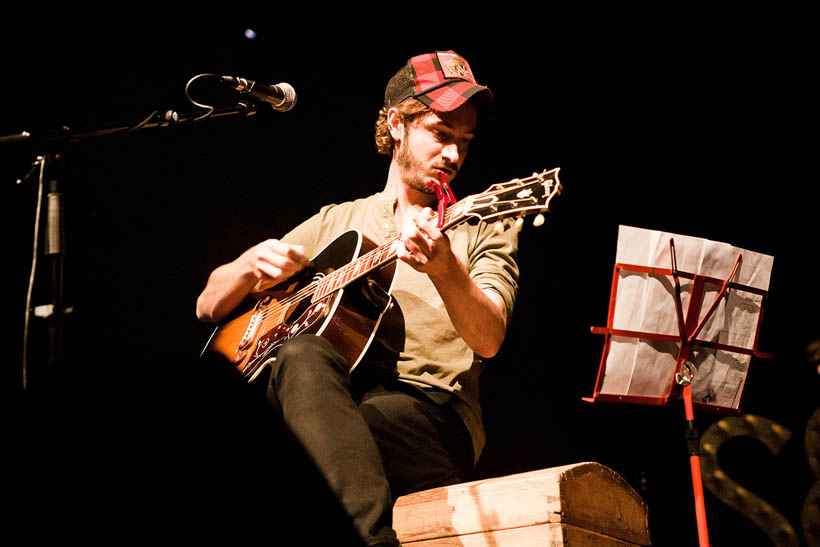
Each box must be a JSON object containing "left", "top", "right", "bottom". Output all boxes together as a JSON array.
[{"left": 241, "top": 297, "right": 333, "bottom": 381}]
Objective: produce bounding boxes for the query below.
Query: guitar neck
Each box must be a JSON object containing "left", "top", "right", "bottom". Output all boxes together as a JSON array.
[
  {"left": 312, "top": 168, "right": 561, "bottom": 301},
  {"left": 312, "top": 198, "right": 470, "bottom": 301}
]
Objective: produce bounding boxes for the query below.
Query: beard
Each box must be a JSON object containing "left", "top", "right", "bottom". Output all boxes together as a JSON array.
[
  {"left": 395, "top": 137, "right": 459, "bottom": 196},
  {"left": 396, "top": 138, "right": 436, "bottom": 194}
]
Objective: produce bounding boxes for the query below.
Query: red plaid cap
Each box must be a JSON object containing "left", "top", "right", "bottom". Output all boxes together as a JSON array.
[{"left": 385, "top": 51, "right": 493, "bottom": 113}]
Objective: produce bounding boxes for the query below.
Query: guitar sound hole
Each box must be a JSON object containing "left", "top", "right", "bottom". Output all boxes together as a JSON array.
[{"left": 286, "top": 297, "right": 312, "bottom": 327}]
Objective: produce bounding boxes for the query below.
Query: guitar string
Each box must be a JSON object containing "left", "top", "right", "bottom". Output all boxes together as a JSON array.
[
  {"left": 245, "top": 176, "right": 548, "bottom": 331},
  {"left": 252, "top": 234, "right": 403, "bottom": 329},
  {"left": 245, "top": 176, "right": 544, "bottom": 330},
  {"left": 252, "top": 194, "right": 469, "bottom": 324},
  {"left": 251, "top": 203, "right": 458, "bottom": 329},
  {"left": 255, "top": 238, "right": 400, "bottom": 322},
  {"left": 233, "top": 174, "right": 555, "bottom": 370}
]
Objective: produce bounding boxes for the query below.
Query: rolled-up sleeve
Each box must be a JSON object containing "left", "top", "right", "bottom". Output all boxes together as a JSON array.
[{"left": 468, "top": 219, "right": 519, "bottom": 322}]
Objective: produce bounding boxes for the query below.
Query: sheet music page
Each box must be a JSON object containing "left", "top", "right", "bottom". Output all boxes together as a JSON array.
[{"left": 600, "top": 226, "right": 773, "bottom": 409}]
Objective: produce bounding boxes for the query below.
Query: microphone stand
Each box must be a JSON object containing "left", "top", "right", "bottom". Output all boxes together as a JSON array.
[
  {"left": 46, "top": 172, "right": 65, "bottom": 379},
  {"left": 9, "top": 100, "right": 262, "bottom": 392},
  {"left": 5, "top": 101, "right": 261, "bottom": 147}
]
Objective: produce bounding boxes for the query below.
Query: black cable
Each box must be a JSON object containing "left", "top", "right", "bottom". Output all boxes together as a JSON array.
[
  {"left": 184, "top": 73, "right": 222, "bottom": 121},
  {"left": 22, "top": 156, "right": 46, "bottom": 390}
]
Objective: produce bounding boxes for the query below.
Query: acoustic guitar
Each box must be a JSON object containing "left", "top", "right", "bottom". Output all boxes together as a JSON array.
[{"left": 202, "top": 168, "right": 562, "bottom": 381}]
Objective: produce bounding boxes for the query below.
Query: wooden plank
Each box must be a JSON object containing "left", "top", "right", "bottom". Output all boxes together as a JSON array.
[
  {"left": 393, "top": 462, "right": 650, "bottom": 546},
  {"left": 394, "top": 466, "right": 566, "bottom": 543},
  {"left": 400, "top": 523, "right": 647, "bottom": 546}
]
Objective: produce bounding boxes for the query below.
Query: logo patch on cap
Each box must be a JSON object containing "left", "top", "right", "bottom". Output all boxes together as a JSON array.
[{"left": 437, "top": 52, "right": 475, "bottom": 83}]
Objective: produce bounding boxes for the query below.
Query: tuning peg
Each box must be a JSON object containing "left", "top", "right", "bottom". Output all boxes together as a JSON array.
[
  {"left": 515, "top": 217, "right": 524, "bottom": 232},
  {"left": 533, "top": 213, "right": 545, "bottom": 227},
  {"left": 493, "top": 221, "right": 505, "bottom": 235}
]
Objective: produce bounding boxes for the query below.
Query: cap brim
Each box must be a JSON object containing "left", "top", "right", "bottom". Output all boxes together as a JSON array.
[{"left": 416, "top": 80, "right": 493, "bottom": 114}]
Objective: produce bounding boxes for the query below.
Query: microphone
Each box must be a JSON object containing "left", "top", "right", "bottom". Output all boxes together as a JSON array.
[{"left": 221, "top": 76, "right": 297, "bottom": 112}]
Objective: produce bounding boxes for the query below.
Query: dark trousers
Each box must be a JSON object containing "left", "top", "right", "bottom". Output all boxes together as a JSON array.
[{"left": 266, "top": 335, "right": 474, "bottom": 547}]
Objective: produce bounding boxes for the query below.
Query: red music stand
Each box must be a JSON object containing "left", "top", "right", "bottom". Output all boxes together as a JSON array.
[{"left": 585, "top": 228, "right": 773, "bottom": 547}]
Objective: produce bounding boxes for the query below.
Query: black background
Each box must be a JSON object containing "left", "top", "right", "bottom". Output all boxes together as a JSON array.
[{"left": 3, "top": 16, "right": 816, "bottom": 545}]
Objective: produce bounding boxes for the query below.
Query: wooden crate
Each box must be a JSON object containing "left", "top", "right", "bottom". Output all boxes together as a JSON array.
[{"left": 393, "top": 462, "right": 651, "bottom": 546}]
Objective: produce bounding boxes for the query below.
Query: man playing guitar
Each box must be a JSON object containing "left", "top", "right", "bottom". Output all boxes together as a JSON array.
[{"left": 196, "top": 51, "right": 519, "bottom": 547}]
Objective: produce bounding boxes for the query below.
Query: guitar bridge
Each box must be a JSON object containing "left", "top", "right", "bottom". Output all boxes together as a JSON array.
[{"left": 236, "top": 295, "right": 273, "bottom": 358}]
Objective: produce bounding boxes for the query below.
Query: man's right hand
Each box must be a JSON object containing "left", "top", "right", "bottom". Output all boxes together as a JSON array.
[
  {"left": 244, "top": 239, "right": 310, "bottom": 288},
  {"left": 196, "top": 239, "right": 309, "bottom": 323}
]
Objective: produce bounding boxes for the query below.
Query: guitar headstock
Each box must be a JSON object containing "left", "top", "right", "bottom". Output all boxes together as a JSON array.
[{"left": 462, "top": 168, "right": 562, "bottom": 228}]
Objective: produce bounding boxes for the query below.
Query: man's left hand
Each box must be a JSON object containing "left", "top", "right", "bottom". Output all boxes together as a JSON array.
[{"left": 396, "top": 207, "right": 454, "bottom": 277}]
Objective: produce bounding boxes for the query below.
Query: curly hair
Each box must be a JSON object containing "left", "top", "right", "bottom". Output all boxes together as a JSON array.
[{"left": 373, "top": 98, "right": 431, "bottom": 156}]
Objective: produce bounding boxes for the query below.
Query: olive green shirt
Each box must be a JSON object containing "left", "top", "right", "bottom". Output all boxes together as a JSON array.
[{"left": 281, "top": 191, "right": 519, "bottom": 461}]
